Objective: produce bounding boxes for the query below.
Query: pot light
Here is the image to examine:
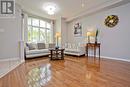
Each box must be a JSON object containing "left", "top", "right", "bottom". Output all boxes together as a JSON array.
[
  {"left": 81, "top": 0, "right": 85, "bottom": 7},
  {"left": 43, "top": 3, "right": 58, "bottom": 15}
]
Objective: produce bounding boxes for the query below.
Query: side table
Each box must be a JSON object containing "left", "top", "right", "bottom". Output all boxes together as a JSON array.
[{"left": 86, "top": 43, "right": 100, "bottom": 58}]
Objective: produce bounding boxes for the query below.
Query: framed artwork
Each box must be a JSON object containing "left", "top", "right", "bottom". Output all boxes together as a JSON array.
[{"left": 74, "top": 22, "right": 82, "bottom": 37}]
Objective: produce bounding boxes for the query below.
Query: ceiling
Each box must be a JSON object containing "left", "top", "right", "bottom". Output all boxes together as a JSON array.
[{"left": 16, "top": 0, "right": 130, "bottom": 21}]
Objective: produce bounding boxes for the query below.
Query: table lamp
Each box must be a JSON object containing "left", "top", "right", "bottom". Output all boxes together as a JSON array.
[
  {"left": 55, "top": 32, "right": 61, "bottom": 49},
  {"left": 86, "top": 31, "right": 96, "bottom": 43}
]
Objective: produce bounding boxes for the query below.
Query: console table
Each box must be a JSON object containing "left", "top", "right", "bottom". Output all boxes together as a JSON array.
[
  {"left": 86, "top": 43, "right": 100, "bottom": 58},
  {"left": 49, "top": 48, "right": 65, "bottom": 60}
]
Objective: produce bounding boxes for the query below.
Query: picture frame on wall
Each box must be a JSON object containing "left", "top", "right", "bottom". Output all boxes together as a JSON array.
[{"left": 74, "top": 22, "right": 82, "bottom": 37}]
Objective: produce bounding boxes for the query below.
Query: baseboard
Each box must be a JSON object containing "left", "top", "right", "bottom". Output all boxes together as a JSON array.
[
  {"left": 101, "top": 56, "right": 130, "bottom": 62},
  {"left": 0, "top": 59, "right": 25, "bottom": 78},
  {"left": 0, "top": 57, "right": 20, "bottom": 61},
  {"left": 87, "top": 54, "right": 130, "bottom": 62}
]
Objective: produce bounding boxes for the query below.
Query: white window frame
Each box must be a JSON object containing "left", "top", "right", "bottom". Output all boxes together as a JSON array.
[{"left": 28, "top": 17, "right": 53, "bottom": 43}]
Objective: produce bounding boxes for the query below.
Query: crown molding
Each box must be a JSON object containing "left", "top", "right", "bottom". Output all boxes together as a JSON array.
[{"left": 66, "top": 0, "right": 130, "bottom": 22}]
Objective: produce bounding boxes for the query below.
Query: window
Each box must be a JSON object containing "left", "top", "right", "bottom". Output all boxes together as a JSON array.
[{"left": 28, "top": 17, "right": 53, "bottom": 43}]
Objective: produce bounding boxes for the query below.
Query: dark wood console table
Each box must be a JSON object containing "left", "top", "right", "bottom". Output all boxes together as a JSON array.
[
  {"left": 86, "top": 43, "right": 100, "bottom": 58},
  {"left": 49, "top": 48, "right": 65, "bottom": 60}
]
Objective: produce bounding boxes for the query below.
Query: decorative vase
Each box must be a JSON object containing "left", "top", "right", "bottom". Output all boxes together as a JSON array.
[
  {"left": 95, "top": 29, "right": 99, "bottom": 44},
  {"left": 95, "top": 37, "right": 97, "bottom": 44},
  {"left": 55, "top": 46, "right": 59, "bottom": 49}
]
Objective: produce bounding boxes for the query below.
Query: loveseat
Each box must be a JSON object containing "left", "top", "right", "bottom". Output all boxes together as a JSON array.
[
  {"left": 64, "top": 43, "right": 85, "bottom": 56},
  {"left": 25, "top": 43, "right": 55, "bottom": 58}
]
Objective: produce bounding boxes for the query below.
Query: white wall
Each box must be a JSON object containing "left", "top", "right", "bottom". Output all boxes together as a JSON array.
[
  {"left": 23, "top": 13, "right": 28, "bottom": 43},
  {"left": 55, "top": 16, "right": 62, "bottom": 33},
  {"left": 54, "top": 17, "right": 67, "bottom": 47},
  {"left": 67, "top": 3, "right": 130, "bottom": 60},
  {"left": 0, "top": 5, "right": 22, "bottom": 60},
  {"left": 61, "top": 18, "right": 67, "bottom": 46}
]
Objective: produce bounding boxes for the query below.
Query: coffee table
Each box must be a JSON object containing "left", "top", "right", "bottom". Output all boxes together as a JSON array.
[{"left": 49, "top": 48, "right": 65, "bottom": 60}]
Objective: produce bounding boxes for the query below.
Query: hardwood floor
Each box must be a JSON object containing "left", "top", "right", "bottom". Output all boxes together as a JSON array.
[{"left": 0, "top": 56, "right": 130, "bottom": 87}]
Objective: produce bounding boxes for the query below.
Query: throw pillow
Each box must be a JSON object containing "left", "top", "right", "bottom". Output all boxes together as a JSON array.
[
  {"left": 37, "top": 43, "right": 46, "bottom": 49},
  {"left": 27, "top": 43, "right": 37, "bottom": 50},
  {"left": 49, "top": 43, "right": 55, "bottom": 48}
]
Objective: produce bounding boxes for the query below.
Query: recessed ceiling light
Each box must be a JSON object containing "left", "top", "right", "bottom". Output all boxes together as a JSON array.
[
  {"left": 43, "top": 2, "right": 58, "bottom": 15},
  {"left": 81, "top": 0, "right": 85, "bottom": 7},
  {"left": 81, "top": 3, "right": 85, "bottom": 7}
]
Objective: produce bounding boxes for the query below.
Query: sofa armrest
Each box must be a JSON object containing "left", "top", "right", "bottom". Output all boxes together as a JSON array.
[
  {"left": 25, "top": 46, "right": 29, "bottom": 52},
  {"left": 78, "top": 46, "right": 85, "bottom": 53}
]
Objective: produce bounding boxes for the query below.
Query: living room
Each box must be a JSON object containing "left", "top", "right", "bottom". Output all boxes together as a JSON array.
[{"left": 0, "top": 0, "right": 130, "bottom": 87}]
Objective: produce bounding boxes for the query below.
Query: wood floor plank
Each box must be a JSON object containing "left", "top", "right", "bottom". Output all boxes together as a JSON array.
[{"left": 0, "top": 56, "right": 130, "bottom": 87}]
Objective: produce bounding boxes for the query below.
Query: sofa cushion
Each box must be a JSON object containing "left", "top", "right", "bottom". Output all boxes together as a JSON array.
[
  {"left": 37, "top": 43, "right": 46, "bottom": 49},
  {"left": 68, "top": 43, "right": 71, "bottom": 48},
  {"left": 49, "top": 43, "right": 55, "bottom": 48},
  {"left": 26, "top": 49, "right": 49, "bottom": 55},
  {"left": 72, "top": 44, "right": 78, "bottom": 49},
  {"left": 64, "top": 43, "right": 68, "bottom": 48},
  {"left": 65, "top": 48, "right": 79, "bottom": 53}
]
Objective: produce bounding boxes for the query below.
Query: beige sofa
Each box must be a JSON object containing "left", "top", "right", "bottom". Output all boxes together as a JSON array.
[
  {"left": 26, "top": 43, "right": 55, "bottom": 58},
  {"left": 64, "top": 43, "right": 85, "bottom": 56}
]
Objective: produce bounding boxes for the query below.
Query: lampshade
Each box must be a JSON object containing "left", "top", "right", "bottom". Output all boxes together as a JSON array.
[
  {"left": 55, "top": 32, "right": 61, "bottom": 37},
  {"left": 86, "top": 31, "right": 96, "bottom": 36}
]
